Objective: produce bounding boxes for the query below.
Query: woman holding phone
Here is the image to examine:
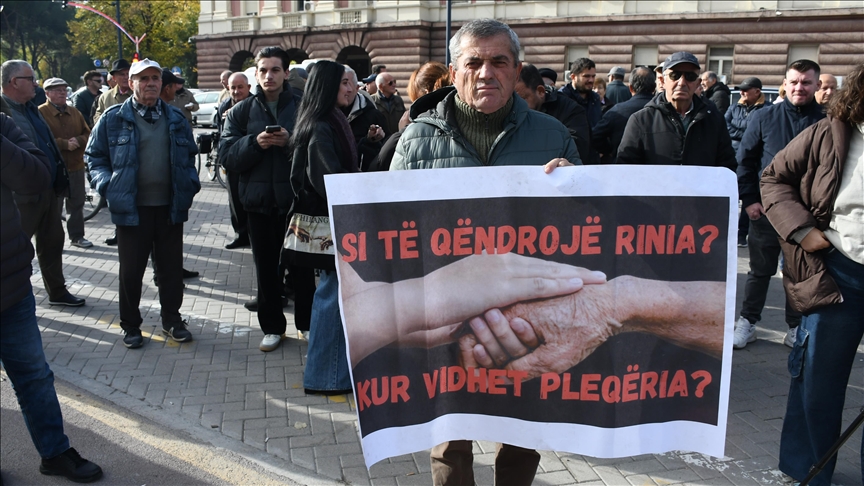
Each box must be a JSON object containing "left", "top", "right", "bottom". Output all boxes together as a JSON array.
[{"left": 285, "top": 61, "right": 357, "bottom": 395}]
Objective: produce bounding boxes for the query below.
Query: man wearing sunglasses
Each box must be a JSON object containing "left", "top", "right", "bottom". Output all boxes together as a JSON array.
[
  {"left": 371, "top": 72, "right": 405, "bottom": 136},
  {"left": 616, "top": 51, "right": 736, "bottom": 170}
]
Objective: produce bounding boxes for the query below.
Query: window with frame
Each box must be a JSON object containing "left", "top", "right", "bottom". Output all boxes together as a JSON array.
[
  {"left": 707, "top": 47, "right": 734, "bottom": 82},
  {"left": 788, "top": 45, "right": 819, "bottom": 65}
]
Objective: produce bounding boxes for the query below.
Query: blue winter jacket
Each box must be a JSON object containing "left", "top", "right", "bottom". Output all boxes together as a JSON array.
[
  {"left": 736, "top": 97, "right": 824, "bottom": 208},
  {"left": 85, "top": 98, "right": 200, "bottom": 226}
]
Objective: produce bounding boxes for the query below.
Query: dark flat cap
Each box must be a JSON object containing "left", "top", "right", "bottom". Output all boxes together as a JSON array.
[
  {"left": 735, "top": 77, "right": 763, "bottom": 90},
  {"left": 537, "top": 68, "right": 557, "bottom": 84},
  {"left": 161, "top": 68, "right": 180, "bottom": 86}
]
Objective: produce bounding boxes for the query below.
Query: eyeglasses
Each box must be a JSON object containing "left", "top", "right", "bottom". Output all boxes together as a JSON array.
[
  {"left": 14, "top": 76, "right": 35, "bottom": 83},
  {"left": 665, "top": 71, "right": 700, "bottom": 83},
  {"left": 386, "top": 81, "right": 396, "bottom": 86}
]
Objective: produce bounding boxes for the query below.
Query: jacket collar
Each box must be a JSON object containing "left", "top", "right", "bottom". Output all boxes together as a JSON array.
[
  {"left": 648, "top": 91, "right": 709, "bottom": 118},
  {"left": 781, "top": 97, "right": 823, "bottom": 117}
]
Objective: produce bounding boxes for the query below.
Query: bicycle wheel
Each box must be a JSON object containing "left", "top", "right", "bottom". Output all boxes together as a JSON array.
[
  {"left": 197, "top": 153, "right": 202, "bottom": 176},
  {"left": 82, "top": 173, "right": 104, "bottom": 222},
  {"left": 215, "top": 160, "right": 227, "bottom": 188},
  {"left": 207, "top": 152, "right": 218, "bottom": 181}
]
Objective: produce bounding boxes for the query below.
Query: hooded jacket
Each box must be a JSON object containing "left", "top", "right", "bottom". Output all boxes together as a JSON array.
[
  {"left": 390, "top": 87, "right": 579, "bottom": 170},
  {"left": 704, "top": 81, "right": 731, "bottom": 114},
  {"left": 736, "top": 97, "right": 825, "bottom": 208},
  {"left": 220, "top": 82, "right": 300, "bottom": 213},
  {"left": 616, "top": 92, "right": 736, "bottom": 169},
  {"left": 85, "top": 98, "right": 200, "bottom": 226}
]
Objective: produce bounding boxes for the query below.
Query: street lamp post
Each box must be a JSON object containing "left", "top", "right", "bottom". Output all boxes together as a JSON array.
[{"left": 114, "top": 1, "right": 122, "bottom": 61}]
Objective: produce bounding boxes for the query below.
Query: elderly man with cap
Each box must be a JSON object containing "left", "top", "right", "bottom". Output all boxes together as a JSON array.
[
  {"left": 86, "top": 59, "right": 200, "bottom": 349},
  {"left": 537, "top": 67, "right": 557, "bottom": 87},
  {"left": 92, "top": 59, "right": 131, "bottom": 125},
  {"left": 39, "top": 77, "right": 93, "bottom": 249},
  {"left": 605, "top": 66, "right": 632, "bottom": 104},
  {"left": 616, "top": 51, "right": 736, "bottom": 169},
  {"left": 725, "top": 76, "right": 766, "bottom": 247},
  {"left": 1, "top": 60, "right": 84, "bottom": 307}
]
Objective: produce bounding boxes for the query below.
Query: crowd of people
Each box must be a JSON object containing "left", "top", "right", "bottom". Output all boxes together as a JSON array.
[{"left": 0, "top": 16, "right": 861, "bottom": 486}]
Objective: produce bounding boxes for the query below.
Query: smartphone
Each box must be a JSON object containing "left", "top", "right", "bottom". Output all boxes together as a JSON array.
[{"left": 265, "top": 125, "right": 281, "bottom": 133}]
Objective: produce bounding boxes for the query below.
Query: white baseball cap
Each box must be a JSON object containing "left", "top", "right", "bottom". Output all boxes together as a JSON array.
[{"left": 129, "top": 58, "right": 162, "bottom": 77}]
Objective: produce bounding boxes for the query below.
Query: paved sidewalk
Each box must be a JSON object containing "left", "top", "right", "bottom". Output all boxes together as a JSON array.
[{"left": 29, "top": 181, "right": 864, "bottom": 485}]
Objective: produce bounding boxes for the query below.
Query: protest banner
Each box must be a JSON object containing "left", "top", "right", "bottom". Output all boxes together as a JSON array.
[{"left": 322, "top": 165, "right": 737, "bottom": 468}]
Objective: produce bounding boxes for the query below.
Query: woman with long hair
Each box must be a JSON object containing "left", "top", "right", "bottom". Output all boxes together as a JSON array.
[
  {"left": 285, "top": 60, "right": 357, "bottom": 395},
  {"left": 761, "top": 63, "right": 864, "bottom": 486}
]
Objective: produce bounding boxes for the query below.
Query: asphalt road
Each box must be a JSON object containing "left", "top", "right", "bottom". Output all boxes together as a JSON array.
[{"left": 0, "top": 370, "right": 301, "bottom": 486}]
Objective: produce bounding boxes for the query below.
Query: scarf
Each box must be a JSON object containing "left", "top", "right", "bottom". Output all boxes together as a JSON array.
[{"left": 325, "top": 107, "right": 359, "bottom": 173}]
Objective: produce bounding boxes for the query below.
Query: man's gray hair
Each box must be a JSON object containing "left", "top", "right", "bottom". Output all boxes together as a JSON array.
[
  {"left": 449, "top": 18, "right": 520, "bottom": 69},
  {"left": 343, "top": 65, "right": 357, "bottom": 84},
  {"left": 375, "top": 73, "right": 391, "bottom": 88},
  {"left": 1, "top": 60, "right": 32, "bottom": 87},
  {"left": 704, "top": 71, "right": 718, "bottom": 82}
]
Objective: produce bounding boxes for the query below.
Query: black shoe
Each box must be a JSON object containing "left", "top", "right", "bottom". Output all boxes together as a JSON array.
[
  {"left": 123, "top": 328, "right": 144, "bottom": 348},
  {"left": 182, "top": 268, "right": 199, "bottom": 279},
  {"left": 737, "top": 235, "right": 748, "bottom": 247},
  {"left": 105, "top": 234, "right": 117, "bottom": 246},
  {"left": 225, "top": 237, "right": 250, "bottom": 249},
  {"left": 39, "top": 447, "right": 103, "bottom": 483},
  {"left": 163, "top": 321, "right": 192, "bottom": 342},
  {"left": 244, "top": 297, "right": 258, "bottom": 312},
  {"left": 48, "top": 292, "right": 86, "bottom": 307}
]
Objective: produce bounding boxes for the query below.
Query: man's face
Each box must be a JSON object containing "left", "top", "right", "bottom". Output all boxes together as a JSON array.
[
  {"left": 663, "top": 63, "right": 701, "bottom": 104},
  {"left": 86, "top": 75, "right": 102, "bottom": 91},
  {"left": 256, "top": 57, "right": 287, "bottom": 94},
  {"left": 46, "top": 85, "right": 68, "bottom": 106},
  {"left": 784, "top": 68, "right": 820, "bottom": 106},
  {"left": 570, "top": 67, "right": 596, "bottom": 93},
  {"left": 700, "top": 73, "right": 716, "bottom": 91},
  {"left": 740, "top": 88, "right": 761, "bottom": 105},
  {"left": 449, "top": 33, "right": 521, "bottom": 114},
  {"left": 816, "top": 74, "right": 837, "bottom": 105},
  {"left": 4, "top": 65, "right": 36, "bottom": 102},
  {"left": 130, "top": 68, "right": 162, "bottom": 106},
  {"left": 378, "top": 73, "right": 397, "bottom": 97},
  {"left": 514, "top": 81, "right": 545, "bottom": 111},
  {"left": 220, "top": 72, "right": 230, "bottom": 90},
  {"left": 113, "top": 68, "right": 130, "bottom": 92},
  {"left": 161, "top": 82, "right": 177, "bottom": 100},
  {"left": 655, "top": 71, "right": 664, "bottom": 93},
  {"left": 228, "top": 75, "right": 250, "bottom": 103}
]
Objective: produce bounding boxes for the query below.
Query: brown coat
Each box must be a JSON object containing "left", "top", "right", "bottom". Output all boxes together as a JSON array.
[
  {"left": 38, "top": 102, "right": 90, "bottom": 172},
  {"left": 760, "top": 116, "right": 849, "bottom": 313}
]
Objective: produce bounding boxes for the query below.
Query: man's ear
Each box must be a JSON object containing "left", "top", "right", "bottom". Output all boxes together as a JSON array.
[{"left": 535, "top": 84, "right": 546, "bottom": 98}]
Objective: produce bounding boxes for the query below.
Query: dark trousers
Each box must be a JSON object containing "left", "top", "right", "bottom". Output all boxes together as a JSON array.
[
  {"left": 226, "top": 170, "right": 248, "bottom": 240},
  {"left": 248, "top": 210, "right": 288, "bottom": 335},
  {"left": 740, "top": 215, "right": 801, "bottom": 328},
  {"left": 737, "top": 206, "right": 749, "bottom": 239},
  {"left": 430, "top": 441, "right": 540, "bottom": 486},
  {"left": 18, "top": 190, "right": 67, "bottom": 299},
  {"left": 290, "top": 265, "right": 315, "bottom": 332},
  {"left": 117, "top": 206, "right": 183, "bottom": 331}
]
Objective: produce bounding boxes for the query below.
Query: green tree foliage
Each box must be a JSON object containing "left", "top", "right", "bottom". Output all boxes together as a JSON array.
[
  {"left": 0, "top": 0, "right": 80, "bottom": 81},
  {"left": 66, "top": 0, "right": 199, "bottom": 85}
]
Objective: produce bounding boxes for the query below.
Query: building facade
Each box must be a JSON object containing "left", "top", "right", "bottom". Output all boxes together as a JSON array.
[{"left": 194, "top": 0, "right": 864, "bottom": 90}]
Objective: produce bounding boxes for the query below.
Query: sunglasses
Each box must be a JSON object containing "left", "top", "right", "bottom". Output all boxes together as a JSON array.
[
  {"left": 666, "top": 70, "right": 700, "bottom": 82},
  {"left": 386, "top": 80, "right": 396, "bottom": 86}
]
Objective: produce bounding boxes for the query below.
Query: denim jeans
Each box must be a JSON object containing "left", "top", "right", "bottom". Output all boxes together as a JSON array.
[
  {"left": 0, "top": 291, "right": 70, "bottom": 459},
  {"left": 741, "top": 215, "right": 801, "bottom": 328},
  {"left": 779, "top": 250, "right": 864, "bottom": 486},
  {"left": 303, "top": 270, "right": 351, "bottom": 392}
]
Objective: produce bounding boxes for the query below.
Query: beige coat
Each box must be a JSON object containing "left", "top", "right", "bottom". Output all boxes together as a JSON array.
[{"left": 38, "top": 103, "right": 90, "bottom": 172}]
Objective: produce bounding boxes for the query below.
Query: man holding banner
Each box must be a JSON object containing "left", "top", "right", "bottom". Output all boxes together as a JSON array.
[{"left": 390, "top": 18, "right": 580, "bottom": 486}]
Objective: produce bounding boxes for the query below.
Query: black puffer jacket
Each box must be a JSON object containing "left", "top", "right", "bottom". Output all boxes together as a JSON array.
[
  {"left": 0, "top": 113, "right": 52, "bottom": 312},
  {"left": 736, "top": 97, "right": 824, "bottom": 208},
  {"left": 724, "top": 95, "right": 765, "bottom": 152},
  {"left": 616, "top": 92, "right": 736, "bottom": 169},
  {"left": 220, "top": 83, "right": 300, "bottom": 213},
  {"left": 705, "top": 81, "right": 731, "bottom": 114}
]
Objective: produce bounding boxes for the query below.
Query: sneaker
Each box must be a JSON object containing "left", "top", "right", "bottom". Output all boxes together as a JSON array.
[
  {"left": 784, "top": 326, "right": 798, "bottom": 348},
  {"left": 48, "top": 292, "right": 86, "bottom": 307},
  {"left": 163, "top": 321, "right": 193, "bottom": 342},
  {"left": 71, "top": 238, "right": 93, "bottom": 248},
  {"left": 39, "top": 447, "right": 103, "bottom": 483},
  {"left": 123, "top": 328, "right": 144, "bottom": 348},
  {"left": 733, "top": 317, "right": 756, "bottom": 349},
  {"left": 259, "top": 334, "right": 283, "bottom": 352},
  {"left": 297, "top": 330, "right": 309, "bottom": 340}
]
